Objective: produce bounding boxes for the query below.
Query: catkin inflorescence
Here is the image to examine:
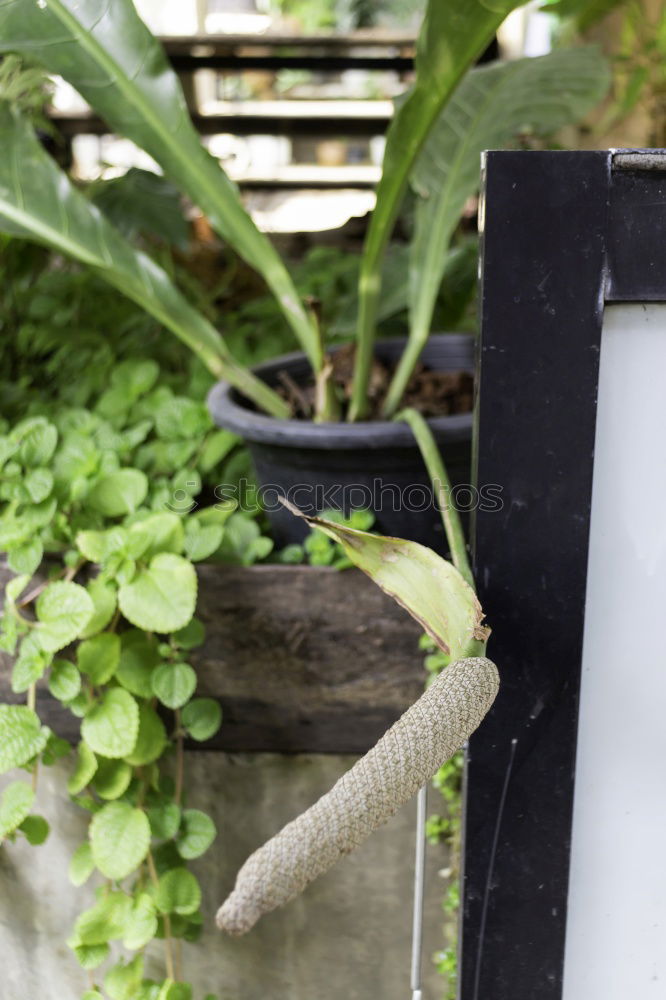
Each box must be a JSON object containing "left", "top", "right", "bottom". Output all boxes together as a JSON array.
[{"left": 217, "top": 656, "right": 499, "bottom": 935}]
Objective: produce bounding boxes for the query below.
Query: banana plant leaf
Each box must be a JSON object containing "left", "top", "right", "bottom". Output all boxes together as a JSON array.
[
  {"left": 0, "top": 106, "right": 289, "bottom": 419},
  {"left": 0, "top": 0, "right": 319, "bottom": 370},
  {"left": 281, "top": 500, "right": 489, "bottom": 660},
  {"left": 382, "top": 46, "right": 611, "bottom": 416},
  {"left": 348, "top": 0, "right": 521, "bottom": 420}
]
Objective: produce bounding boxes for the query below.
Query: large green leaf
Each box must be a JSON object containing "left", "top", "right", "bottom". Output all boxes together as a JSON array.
[
  {"left": 348, "top": 0, "right": 520, "bottom": 419},
  {"left": 0, "top": 0, "right": 318, "bottom": 370},
  {"left": 0, "top": 107, "right": 289, "bottom": 419},
  {"left": 383, "top": 47, "right": 611, "bottom": 414},
  {"left": 281, "top": 501, "right": 488, "bottom": 659}
]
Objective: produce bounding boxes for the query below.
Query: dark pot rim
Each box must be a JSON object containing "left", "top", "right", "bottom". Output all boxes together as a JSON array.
[{"left": 207, "top": 333, "right": 474, "bottom": 450}]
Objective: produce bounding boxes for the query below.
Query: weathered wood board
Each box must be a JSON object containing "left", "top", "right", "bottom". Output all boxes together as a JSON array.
[{"left": 0, "top": 564, "right": 425, "bottom": 753}]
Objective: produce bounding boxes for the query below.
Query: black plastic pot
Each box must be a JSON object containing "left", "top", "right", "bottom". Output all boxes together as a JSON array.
[{"left": 207, "top": 334, "right": 474, "bottom": 552}]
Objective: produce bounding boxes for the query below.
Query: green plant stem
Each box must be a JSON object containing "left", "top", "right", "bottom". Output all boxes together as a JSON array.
[
  {"left": 174, "top": 711, "right": 184, "bottom": 808},
  {"left": 147, "top": 848, "right": 176, "bottom": 981},
  {"left": 395, "top": 407, "right": 474, "bottom": 590}
]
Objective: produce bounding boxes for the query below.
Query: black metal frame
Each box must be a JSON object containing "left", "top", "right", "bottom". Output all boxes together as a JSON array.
[{"left": 461, "top": 149, "right": 666, "bottom": 1000}]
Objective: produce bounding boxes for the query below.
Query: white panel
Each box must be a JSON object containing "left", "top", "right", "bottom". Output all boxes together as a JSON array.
[{"left": 562, "top": 303, "right": 666, "bottom": 999}]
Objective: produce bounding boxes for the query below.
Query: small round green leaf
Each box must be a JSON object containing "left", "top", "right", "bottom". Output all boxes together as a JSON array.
[
  {"left": 176, "top": 809, "right": 216, "bottom": 860},
  {"left": 116, "top": 630, "right": 160, "bottom": 698},
  {"left": 87, "top": 469, "right": 148, "bottom": 517},
  {"left": 155, "top": 867, "right": 201, "bottom": 915},
  {"left": 93, "top": 758, "right": 133, "bottom": 800},
  {"left": 122, "top": 893, "right": 158, "bottom": 951},
  {"left": 67, "top": 741, "right": 98, "bottom": 796},
  {"left": 48, "top": 659, "right": 81, "bottom": 702},
  {"left": 69, "top": 891, "right": 133, "bottom": 947},
  {"left": 73, "top": 943, "right": 109, "bottom": 970},
  {"left": 104, "top": 954, "right": 144, "bottom": 1000},
  {"left": 147, "top": 802, "right": 181, "bottom": 840},
  {"left": 77, "top": 632, "right": 120, "bottom": 685},
  {"left": 24, "top": 467, "right": 53, "bottom": 503},
  {"left": 35, "top": 580, "right": 93, "bottom": 652},
  {"left": 0, "top": 705, "right": 48, "bottom": 773},
  {"left": 151, "top": 662, "right": 196, "bottom": 710},
  {"left": 82, "top": 689, "right": 139, "bottom": 759},
  {"left": 7, "top": 537, "right": 43, "bottom": 576},
  {"left": 172, "top": 618, "right": 205, "bottom": 650},
  {"left": 118, "top": 553, "right": 197, "bottom": 633},
  {"left": 80, "top": 578, "right": 117, "bottom": 639},
  {"left": 90, "top": 802, "right": 150, "bottom": 880},
  {"left": 69, "top": 841, "right": 95, "bottom": 886},
  {"left": 124, "top": 704, "right": 166, "bottom": 766},
  {"left": 0, "top": 781, "right": 35, "bottom": 838},
  {"left": 181, "top": 698, "right": 222, "bottom": 742},
  {"left": 19, "top": 814, "right": 49, "bottom": 845},
  {"left": 11, "top": 632, "right": 50, "bottom": 693},
  {"left": 17, "top": 419, "right": 57, "bottom": 467}
]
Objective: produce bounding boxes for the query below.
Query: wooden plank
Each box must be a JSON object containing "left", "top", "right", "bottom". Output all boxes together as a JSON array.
[{"left": 0, "top": 564, "right": 425, "bottom": 753}]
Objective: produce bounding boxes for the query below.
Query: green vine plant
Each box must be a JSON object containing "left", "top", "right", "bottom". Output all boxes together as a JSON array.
[{"left": 0, "top": 360, "right": 259, "bottom": 1000}]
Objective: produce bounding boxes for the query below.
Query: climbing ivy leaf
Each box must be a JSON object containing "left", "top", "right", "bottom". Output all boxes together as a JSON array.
[
  {"left": 0, "top": 705, "right": 48, "bottom": 773},
  {"left": 126, "top": 512, "right": 184, "bottom": 560},
  {"left": 35, "top": 580, "right": 93, "bottom": 652},
  {"left": 80, "top": 577, "right": 117, "bottom": 639},
  {"left": 181, "top": 698, "right": 222, "bottom": 742},
  {"left": 81, "top": 688, "right": 139, "bottom": 759},
  {"left": 123, "top": 894, "right": 158, "bottom": 951},
  {"left": 116, "top": 630, "right": 160, "bottom": 698},
  {"left": 118, "top": 553, "right": 197, "bottom": 633},
  {"left": 151, "top": 661, "right": 197, "bottom": 710},
  {"left": 87, "top": 469, "right": 148, "bottom": 517},
  {"left": 67, "top": 741, "right": 98, "bottom": 796},
  {"left": 104, "top": 955, "right": 144, "bottom": 1000},
  {"left": 155, "top": 867, "right": 201, "bottom": 915},
  {"left": 72, "top": 942, "right": 110, "bottom": 970},
  {"left": 0, "top": 781, "right": 35, "bottom": 839},
  {"left": 147, "top": 802, "right": 181, "bottom": 840},
  {"left": 48, "top": 659, "right": 82, "bottom": 702},
  {"left": 176, "top": 809, "right": 216, "bottom": 860},
  {"left": 69, "top": 890, "right": 133, "bottom": 946},
  {"left": 77, "top": 632, "right": 120, "bottom": 685},
  {"left": 124, "top": 704, "right": 167, "bottom": 767},
  {"left": 7, "top": 537, "right": 43, "bottom": 576},
  {"left": 18, "top": 814, "right": 50, "bottom": 845},
  {"left": 11, "top": 632, "right": 50, "bottom": 693},
  {"left": 90, "top": 802, "right": 151, "bottom": 880},
  {"left": 93, "top": 758, "right": 133, "bottom": 801},
  {"left": 69, "top": 841, "right": 95, "bottom": 886}
]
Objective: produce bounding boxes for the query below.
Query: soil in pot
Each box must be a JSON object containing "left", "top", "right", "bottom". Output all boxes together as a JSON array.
[{"left": 208, "top": 334, "right": 475, "bottom": 554}]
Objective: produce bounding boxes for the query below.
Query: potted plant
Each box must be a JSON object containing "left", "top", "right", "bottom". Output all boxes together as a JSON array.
[{"left": 0, "top": 0, "right": 608, "bottom": 547}]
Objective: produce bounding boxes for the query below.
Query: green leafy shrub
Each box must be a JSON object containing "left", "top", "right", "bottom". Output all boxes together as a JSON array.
[{"left": 0, "top": 350, "right": 288, "bottom": 999}]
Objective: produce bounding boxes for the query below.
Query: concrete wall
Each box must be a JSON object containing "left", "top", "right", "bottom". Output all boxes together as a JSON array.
[{"left": 1, "top": 752, "right": 452, "bottom": 1000}]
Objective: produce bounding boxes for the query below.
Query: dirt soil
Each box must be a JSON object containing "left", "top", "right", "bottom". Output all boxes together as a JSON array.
[{"left": 276, "top": 342, "right": 474, "bottom": 421}]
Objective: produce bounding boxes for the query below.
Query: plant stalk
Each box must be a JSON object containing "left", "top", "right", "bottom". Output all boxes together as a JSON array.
[{"left": 395, "top": 407, "right": 474, "bottom": 590}]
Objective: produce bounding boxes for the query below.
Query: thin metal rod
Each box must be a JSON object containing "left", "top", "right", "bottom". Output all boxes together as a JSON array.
[{"left": 410, "top": 783, "right": 427, "bottom": 999}]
